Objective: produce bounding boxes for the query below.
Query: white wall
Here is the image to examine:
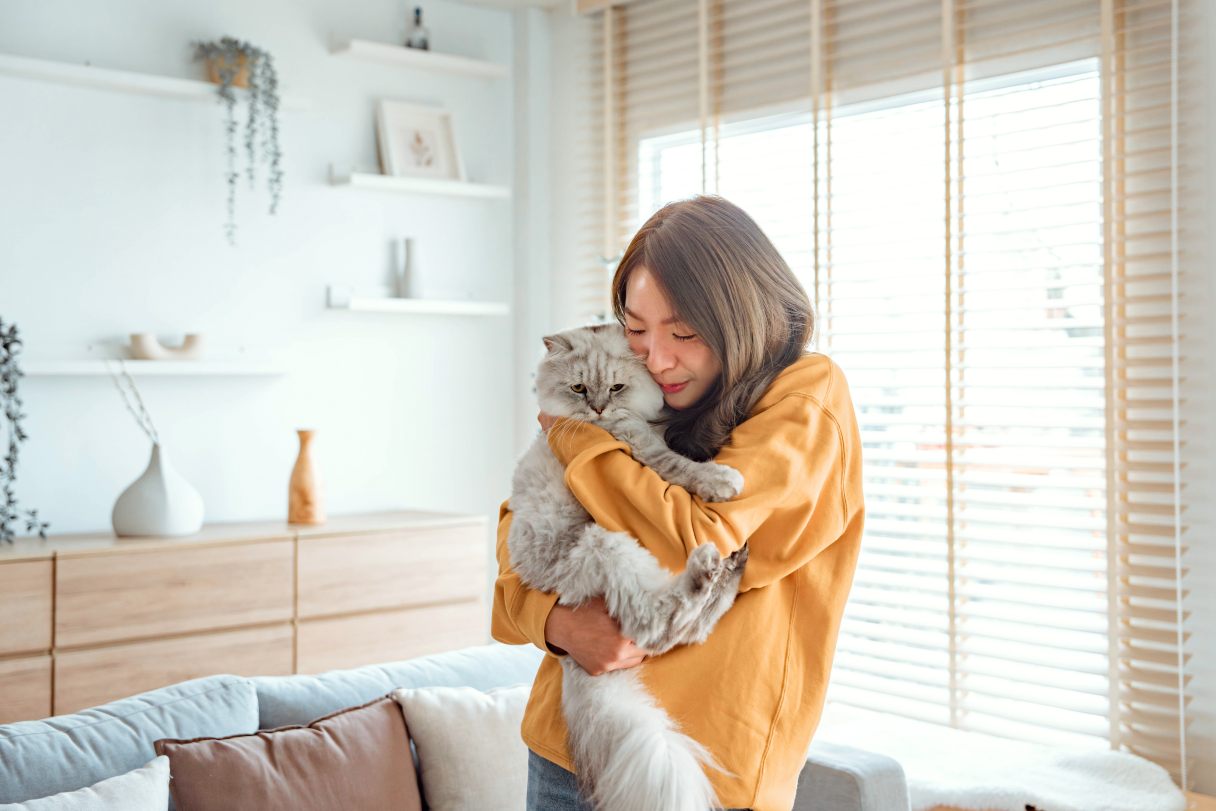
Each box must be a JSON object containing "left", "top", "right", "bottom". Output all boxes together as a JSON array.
[
  {"left": 511, "top": 7, "right": 553, "bottom": 452},
  {"left": 0, "top": 0, "right": 522, "bottom": 548}
]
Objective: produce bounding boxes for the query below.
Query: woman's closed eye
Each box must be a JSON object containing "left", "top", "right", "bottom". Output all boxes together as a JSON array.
[{"left": 626, "top": 326, "right": 696, "bottom": 342}]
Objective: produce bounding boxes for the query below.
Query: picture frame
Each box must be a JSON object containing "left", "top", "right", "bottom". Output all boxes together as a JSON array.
[{"left": 375, "top": 100, "right": 465, "bottom": 181}]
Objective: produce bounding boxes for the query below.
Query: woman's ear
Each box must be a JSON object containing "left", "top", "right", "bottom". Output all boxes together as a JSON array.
[{"left": 543, "top": 334, "right": 573, "bottom": 353}]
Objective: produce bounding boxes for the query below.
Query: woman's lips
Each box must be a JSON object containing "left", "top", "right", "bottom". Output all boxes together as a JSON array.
[{"left": 660, "top": 381, "right": 689, "bottom": 394}]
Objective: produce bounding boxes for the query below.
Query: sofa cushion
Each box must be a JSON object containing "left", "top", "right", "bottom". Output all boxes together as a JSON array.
[
  {"left": 0, "top": 756, "right": 169, "bottom": 811},
  {"left": 252, "top": 642, "right": 542, "bottom": 729},
  {"left": 0, "top": 675, "right": 257, "bottom": 806},
  {"left": 155, "top": 696, "right": 420, "bottom": 811},
  {"left": 393, "top": 684, "right": 530, "bottom": 811},
  {"left": 798, "top": 741, "right": 910, "bottom": 811}
]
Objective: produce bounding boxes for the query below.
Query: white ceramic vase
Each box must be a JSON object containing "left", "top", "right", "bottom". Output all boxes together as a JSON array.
[{"left": 112, "top": 444, "right": 205, "bottom": 537}]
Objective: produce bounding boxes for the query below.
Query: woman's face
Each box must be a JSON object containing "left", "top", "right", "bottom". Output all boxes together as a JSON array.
[{"left": 622, "top": 266, "right": 722, "bottom": 410}]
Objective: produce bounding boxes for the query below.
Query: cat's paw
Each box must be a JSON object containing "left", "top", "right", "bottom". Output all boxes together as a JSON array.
[
  {"left": 685, "top": 543, "right": 723, "bottom": 594},
  {"left": 723, "top": 541, "right": 749, "bottom": 581},
  {"left": 689, "top": 463, "right": 744, "bottom": 502}
]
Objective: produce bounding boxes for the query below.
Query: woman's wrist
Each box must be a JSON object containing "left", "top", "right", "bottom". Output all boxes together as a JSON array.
[{"left": 544, "top": 603, "right": 571, "bottom": 655}]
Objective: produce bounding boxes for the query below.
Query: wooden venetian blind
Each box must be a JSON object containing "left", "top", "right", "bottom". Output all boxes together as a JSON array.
[
  {"left": 576, "top": 0, "right": 1193, "bottom": 787},
  {"left": 1100, "top": 0, "right": 1192, "bottom": 779}
]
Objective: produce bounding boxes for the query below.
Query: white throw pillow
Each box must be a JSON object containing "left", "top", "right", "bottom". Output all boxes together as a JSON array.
[
  {"left": 0, "top": 756, "right": 169, "bottom": 811},
  {"left": 392, "top": 683, "right": 531, "bottom": 811}
]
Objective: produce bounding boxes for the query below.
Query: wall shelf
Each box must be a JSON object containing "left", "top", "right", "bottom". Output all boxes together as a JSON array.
[
  {"left": 0, "top": 52, "right": 310, "bottom": 109},
  {"left": 449, "top": 0, "right": 564, "bottom": 8},
  {"left": 330, "top": 38, "right": 506, "bottom": 79},
  {"left": 23, "top": 361, "right": 287, "bottom": 377},
  {"left": 327, "top": 286, "right": 508, "bottom": 316},
  {"left": 329, "top": 167, "right": 510, "bottom": 199}
]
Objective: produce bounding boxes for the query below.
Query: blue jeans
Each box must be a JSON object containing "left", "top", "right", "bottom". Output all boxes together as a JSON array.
[
  {"left": 525, "top": 750, "right": 750, "bottom": 811},
  {"left": 526, "top": 750, "right": 594, "bottom": 811}
]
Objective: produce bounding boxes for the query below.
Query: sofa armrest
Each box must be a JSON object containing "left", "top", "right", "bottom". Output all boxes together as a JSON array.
[{"left": 792, "top": 740, "right": 911, "bottom": 811}]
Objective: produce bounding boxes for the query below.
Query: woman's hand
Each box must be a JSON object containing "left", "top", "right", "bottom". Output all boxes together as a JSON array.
[
  {"left": 544, "top": 596, "right": 648, "bottom": 675},
  {"left": 537, "top": 412, "right": 559, "bottom": 432}
]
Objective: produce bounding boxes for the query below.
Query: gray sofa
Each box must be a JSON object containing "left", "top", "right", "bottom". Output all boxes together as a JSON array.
[{"left": 0, "top": 643, "right": 909, "bottom": 810}]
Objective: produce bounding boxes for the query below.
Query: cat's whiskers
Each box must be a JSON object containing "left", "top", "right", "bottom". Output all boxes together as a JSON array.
[{"left": 550, "top": 413, "right": 582, "bottom": 448}]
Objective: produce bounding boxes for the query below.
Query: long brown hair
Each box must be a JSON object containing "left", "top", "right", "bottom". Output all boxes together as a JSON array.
[{"left": 612, "top": 195, "right": 814, "bottom": 461}]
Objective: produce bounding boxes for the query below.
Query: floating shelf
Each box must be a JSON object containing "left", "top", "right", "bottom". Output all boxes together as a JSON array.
[
  {"left": 327, "top": 286, "right": 508, "bottom": 316},
  {"left": 449, "top": 0, "right": 564, "bottom": 8},
  {"left": 23, "top": 361, "right": 287, "bottom": 377},
  {"left": 329, "top": 168, "right": 510, "bottom": 200},
  {"left": 0, "top": 52, "right": 310, "bottom": 109},
  {"left": 330, "top": 38, "right": 506, "bottom": 79}
]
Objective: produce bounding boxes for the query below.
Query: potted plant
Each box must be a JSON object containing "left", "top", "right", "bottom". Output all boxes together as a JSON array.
[
  {"left": 0, "top": 319, "right": 49, "bottom": 543},
  {"left": 193, "top": 37, "right": 284, "bottom": 245}
]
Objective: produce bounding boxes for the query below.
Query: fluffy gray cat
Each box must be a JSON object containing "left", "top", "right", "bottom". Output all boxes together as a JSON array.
[{"left": 508, "top": 323, "right": 749, "bottom": 811}]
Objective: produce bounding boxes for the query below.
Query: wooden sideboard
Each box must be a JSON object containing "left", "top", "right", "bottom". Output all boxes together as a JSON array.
[{"left": 0, "top": 510, "right": 488, "bottom": 722}]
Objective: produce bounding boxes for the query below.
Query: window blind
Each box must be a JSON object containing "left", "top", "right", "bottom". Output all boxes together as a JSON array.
[{"left": 575, "top": 0, "right": 1194, "bottom": 787}]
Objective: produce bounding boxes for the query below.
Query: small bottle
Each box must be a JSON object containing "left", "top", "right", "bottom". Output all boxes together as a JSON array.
[
  {"left": 395, "top": 237, "right": 418, "bottom": 298},
  {"left": 405, "top": 6, "right": 430, "bottom": 51}
]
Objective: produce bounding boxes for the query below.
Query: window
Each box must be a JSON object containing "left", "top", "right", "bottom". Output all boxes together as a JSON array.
[
  {"left": 577, "top": 0, "right": 1194, "bottom": 784},
  {"left": 637, "top": 60, "right": 1110, "bottom": 747}
]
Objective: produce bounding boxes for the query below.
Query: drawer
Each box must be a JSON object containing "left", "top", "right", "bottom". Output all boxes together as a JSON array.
[
  {"left": 56, "top": 539, "right": 294, "bottom": 648},
  {"left": 297, "top": 526, "right": 485, "bottom": 618},
  {"left": 0, "top": 559, "right": 52, "bottom": 655},
  {"left": 297, "top": 600, "right": 486, "bottom": 673},
  {"left": 54, "top": 624, "right": 293, "bottom": 715},
  {"left": 0, "top": 655, "right": 52, "bottom": 723}
]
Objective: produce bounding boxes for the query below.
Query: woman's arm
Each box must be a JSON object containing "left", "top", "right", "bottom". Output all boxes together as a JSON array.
[{"left": 547, "top": 392, "right": 859, "bottom": 591}]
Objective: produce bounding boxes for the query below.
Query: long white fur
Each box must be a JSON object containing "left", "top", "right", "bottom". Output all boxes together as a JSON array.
[{"left": 508, "top": 324, "right": 749, "bottom": 811}]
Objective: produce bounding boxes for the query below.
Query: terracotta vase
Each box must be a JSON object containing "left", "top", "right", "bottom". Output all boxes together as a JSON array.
[{"left": 288, "top": 429, "right": 325, "bottom": 525}]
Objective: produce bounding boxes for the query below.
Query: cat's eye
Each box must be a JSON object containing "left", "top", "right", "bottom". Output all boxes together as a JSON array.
[
  {"left": 571, "top": 384, "right": 587, "bottom": 394},
  {"left": 610, "top": 384, "right": 625, "bottom": 392}
]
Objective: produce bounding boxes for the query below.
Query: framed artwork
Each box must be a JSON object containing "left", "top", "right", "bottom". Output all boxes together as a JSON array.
[{"left": 375, "top": 100, "right": 465, "bottom": 181}]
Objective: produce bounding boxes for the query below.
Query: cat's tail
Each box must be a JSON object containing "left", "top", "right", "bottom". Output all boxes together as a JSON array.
[{"left": 560, "top": 657, "right": 724, "bottom": 811}]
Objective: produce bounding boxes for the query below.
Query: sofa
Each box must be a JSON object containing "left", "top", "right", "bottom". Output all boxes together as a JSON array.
[{"left": 0, "top": 642, "right": 907, "bottom": 810}]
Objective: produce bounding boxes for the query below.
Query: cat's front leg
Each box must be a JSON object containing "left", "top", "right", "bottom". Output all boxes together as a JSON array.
[
  {"left": 671, "top": 542, "right": 749, "bottom": 647},
  {"left": 642, "top": 540, "right": 748, "bottom": 654},
  {"left": 606, "top": 416, "right": 743, "bottom": 502}
]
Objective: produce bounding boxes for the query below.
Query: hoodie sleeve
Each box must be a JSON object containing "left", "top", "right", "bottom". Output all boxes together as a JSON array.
[
  {"left": 489, "top": 501, "right": 565, "bottom": 655},
  {"left": 545, "top": 392, "right": 857, "bottom": 591}
]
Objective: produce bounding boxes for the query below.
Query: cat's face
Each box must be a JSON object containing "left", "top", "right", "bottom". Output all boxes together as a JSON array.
[{"left": 536, "top": 324, "right": 665, "bottom": 423}]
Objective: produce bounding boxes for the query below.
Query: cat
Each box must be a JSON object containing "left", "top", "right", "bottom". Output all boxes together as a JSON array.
[{"left": 508, "top": 323, "right": 749, "bottom": 811}]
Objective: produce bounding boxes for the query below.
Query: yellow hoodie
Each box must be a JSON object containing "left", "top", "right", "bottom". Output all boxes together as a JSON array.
[{"left": 492, "top": 352, "right": 865, "bottom": 810}]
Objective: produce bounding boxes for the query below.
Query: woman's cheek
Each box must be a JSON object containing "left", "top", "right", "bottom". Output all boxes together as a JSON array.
[{"left": 627, "top": 334, "right": 647, "bottom": 359}]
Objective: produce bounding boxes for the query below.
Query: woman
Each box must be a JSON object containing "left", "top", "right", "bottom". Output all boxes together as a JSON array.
[{"left": 492, "top": 195, "right": 865, "bottom": 811}]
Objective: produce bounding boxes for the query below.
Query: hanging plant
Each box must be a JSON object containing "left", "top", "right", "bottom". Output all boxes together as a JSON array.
[
  {"left": 0, "top": 319, "right": 49, "bottom": 543},
  {"left": 193, "top": 36, "right": 284, "bottom": 246}
]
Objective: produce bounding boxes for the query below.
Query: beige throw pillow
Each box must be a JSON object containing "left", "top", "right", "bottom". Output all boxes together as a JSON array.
[
  {"left": 392, "top": 684, "right": 531, "bottom": 811},
  {"left": 0, "top": 756, "right": 169, "bottom": 811}
]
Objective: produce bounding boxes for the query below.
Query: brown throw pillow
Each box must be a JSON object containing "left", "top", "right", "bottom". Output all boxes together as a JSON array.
[{"left": 154, "top": 696, "right": 421, "bottom": 811}]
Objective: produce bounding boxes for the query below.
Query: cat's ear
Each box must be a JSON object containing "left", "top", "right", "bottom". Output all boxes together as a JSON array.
[{"left": 543, "top": 334, "right": 574, "bottom": 353}]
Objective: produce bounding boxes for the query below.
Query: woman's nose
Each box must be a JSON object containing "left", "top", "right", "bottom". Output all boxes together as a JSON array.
[{"left": 646, "top": 342, "right": 675, "bottom": 375}]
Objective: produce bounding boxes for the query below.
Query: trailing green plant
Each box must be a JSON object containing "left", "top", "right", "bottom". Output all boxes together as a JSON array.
[
  {"left": 0, "top": 319, "right": 49, "bottom": 543},
  {"left": 193, "top": 36, "right": 284, "bottom": 246}
]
